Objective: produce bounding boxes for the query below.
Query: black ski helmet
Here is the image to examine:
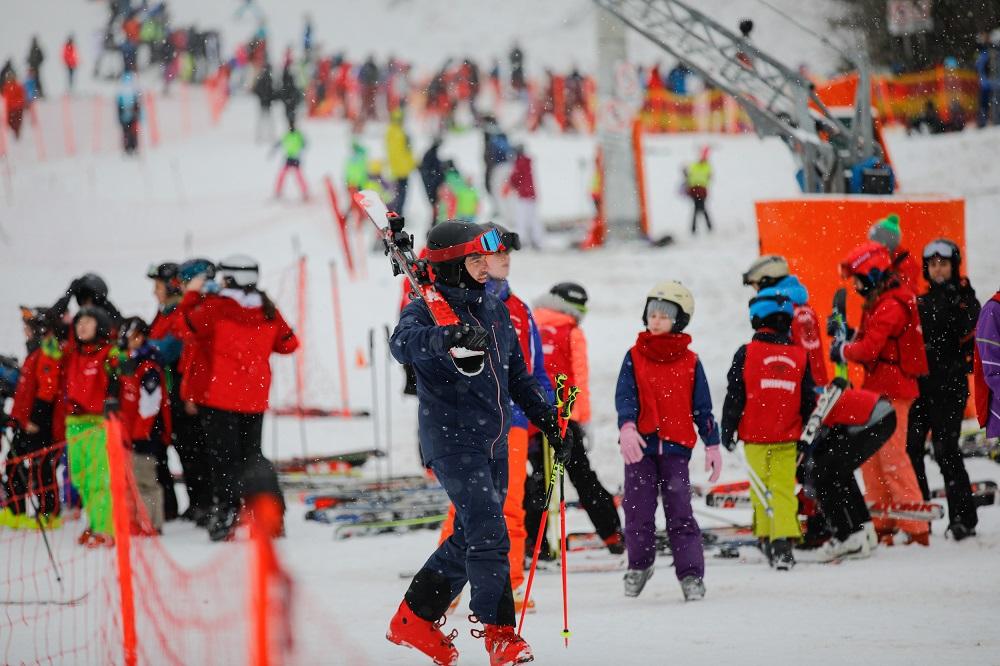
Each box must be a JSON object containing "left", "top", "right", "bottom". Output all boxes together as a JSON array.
[
  {"left": 921, "top": 238, "right": 961, "bottom": 283},
  {"left": 426, "top": 220, "right": 502, "bottom": 288},
  {"left": 75, "top": 273, "right": 109, "bottom": 305},
  {"left": 549, "top": 282, "right": 588, "bottom": 313},
  {"left": 147, "top": 262, "right": 182, "bottom": 295}
]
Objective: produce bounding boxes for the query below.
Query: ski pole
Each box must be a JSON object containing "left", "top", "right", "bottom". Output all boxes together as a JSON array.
[
  {"left": 518, "top": 460, "right": 562, "bottom": 637},
  {"left": 558, "top": 460, "right": 570, "bottom": 647},
  {"left": 9, "top": 440, "right": 63, "bottom": 589},
  {"left": 368, "top": 327, "right": 382, "bottom": 491},
  {"left": 383, "top": 324, "right": 393, "bottom": 483}
]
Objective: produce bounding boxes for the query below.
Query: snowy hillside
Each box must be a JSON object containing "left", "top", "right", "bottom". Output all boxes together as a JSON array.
[{"left": 3, "top": 2, "right": 1000, "bottom": 665}]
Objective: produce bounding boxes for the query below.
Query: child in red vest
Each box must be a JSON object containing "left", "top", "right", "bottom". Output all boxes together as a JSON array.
[
  {"left": 615, "top": 281, "right": 721, "bottom": 600},
  {"left": 118, "top": 317, "right": 172, "bottom": 535},
  {"left": 63, "top": 306, "right": 123, "bottom": 547},
  {"left": 831, "top": 241, "right": 929, "bottom": 545},
  {"left": 722, "top": 286, "right": 816, "bottom": 570},
  {"left": 2, "top": 307, "right": 64, "bottom": 528}
]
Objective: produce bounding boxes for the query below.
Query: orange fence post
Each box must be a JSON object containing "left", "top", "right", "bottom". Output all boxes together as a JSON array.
[
  {"left": 295, "top": 255, "right": 308, "bottom": 417},
  {"left": 329, "top": 260, "right": 351, "bottom": 416},
  {"left": 631, "top": 117, "right": 650, "bottom": 238},
  {"left": 145, "top": 90, "right": 160, "bottom": 147},
  {"left": 249, "top": 500, "right": 270, "bottom": 666},
  {"left": 61, "top": 95, "right": 76, "bottom": 156},
  {"left": 105, "top": 416, "right": 138, "bottom": 666},
  {"left": 324, "top": 176, "right": 355, "bottom": 277},
  {"left": 28, "top": 103, "right": 46, "bottom": 161}
]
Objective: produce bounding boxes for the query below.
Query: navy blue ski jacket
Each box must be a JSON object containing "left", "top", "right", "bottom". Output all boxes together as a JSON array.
[{"left": 390, "top": 282, "right": 554, "bottom": 464}]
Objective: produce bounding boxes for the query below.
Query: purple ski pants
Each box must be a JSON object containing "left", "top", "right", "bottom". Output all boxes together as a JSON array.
[{"left": 622, "top": 453, "right": 704, "bottom": 579}]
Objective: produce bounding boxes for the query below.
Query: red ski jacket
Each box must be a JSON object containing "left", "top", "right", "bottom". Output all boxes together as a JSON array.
[
  {"left": 843, "top": 283, "right": 928, "bottom": 399},
  {"left": 179, "top": 290, "right": 298, "bottom": 413},
  {"left": 738, "top": 338, "right": 810, "bottom": 443},
  {"left": 11, "top": 341, "right": 63, "bottom": 429},
  {"left": 62, "top": 340, "right": 119, "bottom": 416},
  {"left": 823, "top": 388, "right": 881, "bottom": 427},
  {"left": 631, "top": 332, "right": 698, "bottom": 448},
  {"left": 119, "top": 348, "right": 172, "bottom": 446}
]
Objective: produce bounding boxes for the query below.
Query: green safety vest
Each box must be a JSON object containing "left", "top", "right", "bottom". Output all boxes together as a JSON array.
[
  {"left": 686, "top": 161, "right": 712, "bottom": 188},
  {"left": 282, "top": 131, "right": 305, "bottom": 159}
]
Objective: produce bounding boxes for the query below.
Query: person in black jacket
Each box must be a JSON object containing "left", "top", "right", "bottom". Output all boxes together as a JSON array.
[
  {"left": 252, "top": 62, "right": 275, "bottom": 143},
  {"left": 279, "top": 65, "right": 300, "bottom": 128},
  {"left": 418, "top": 137, "right": 445, "bottom": 215},
  {"left": 27, "top": 36, "right": 45, "bottom": 98},
  {"left": 906, "top": 238, "right": 981, "bottom": 540}
]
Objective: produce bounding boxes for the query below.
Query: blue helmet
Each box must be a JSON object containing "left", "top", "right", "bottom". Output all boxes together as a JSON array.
[{"left": 749, "top": 286, "right": 794, "bottom": 329}]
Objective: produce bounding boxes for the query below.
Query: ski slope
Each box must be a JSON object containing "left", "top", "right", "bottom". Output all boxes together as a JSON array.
[{"left": 3, "top": 2, "right": 1000, "bottom": 665}]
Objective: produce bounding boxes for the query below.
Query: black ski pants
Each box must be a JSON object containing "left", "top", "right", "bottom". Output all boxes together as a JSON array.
[
  {"left": 172, "top": 398, "right": 212, "bottom": 513},
  {"left": 3, "top": 401, "right": 58, "bottom": 516},
  {"left": 810, "top": 411, "right": 896, "bottom": 541},
  {"left": 200, "top": 407, "right": 264, "bottom": 512},
  {"left": 907, "top": 375, "right": 978, "bottom": 529},
  {"left": 524, "top": 423, "right": 621, "bottom": 550}
]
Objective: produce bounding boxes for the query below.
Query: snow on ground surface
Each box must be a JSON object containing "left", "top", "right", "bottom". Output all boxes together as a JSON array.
[{"left": 3, "top": 2, "right": 1000, "bottom": 665}]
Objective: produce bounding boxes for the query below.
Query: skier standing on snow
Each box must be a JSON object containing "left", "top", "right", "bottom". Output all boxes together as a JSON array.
[
  {"left": 272, "top": 121, "right": 309, "bottom": 201},
  {"left": 63, "top": 36, "right": 79, "bottom": 93},
  {"left": 722, "top": 286, "right": 816, "bottom": 570},
  {"left": 26, "top": 36, "right": 45, "bottom": 99},
  {"left": 684, "top": 147, "right": 713, "bottom": 234},
  {"left": 116, "top": 71, "right": 141, "bottom": 155},
  {"left": 251, "top": 61, "right": 275, "bottom": 143},
  {"left": 435, "top": 224, "right": 553, "bottom": 614},
  {"left": 831, "top": 241, "right": 929, "bottom": 546},
  {"left": 386, "top": 221, "right": 571, "bottom": 666},
  {"left": 615, "top": 281, "right": 721, "bottom": 598},
  {"left": 743, "top": 255, "right": 828, "bottom": 386},
  {"left": 530, "top": 282, "right": 624, "bottom": 555},
  {"left": 385, "top": 108, "right": 415, "bottom": 213},
  {"left": 906, "top": 239, "right": 980, "bottom": 540}
]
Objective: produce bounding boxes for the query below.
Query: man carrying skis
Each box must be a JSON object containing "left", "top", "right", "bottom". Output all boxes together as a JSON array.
[{"left": 386, "top": 220, "right": 572, "bottom": 666}]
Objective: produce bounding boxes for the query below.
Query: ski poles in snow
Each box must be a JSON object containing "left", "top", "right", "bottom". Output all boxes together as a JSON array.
[
  {"left": 518, "top": 373, "right": 578, "bottom": 645},
  {"left": 738, "top": 444, "right": 773, "bottom": 519}
]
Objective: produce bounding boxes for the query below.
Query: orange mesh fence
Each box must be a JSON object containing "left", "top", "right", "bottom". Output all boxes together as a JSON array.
[
  {"left": 3, "top": 418, "right": 368, "bottom": 665},
  {"left": 638, "top": 88, "right": 753, "bottom": 134}
]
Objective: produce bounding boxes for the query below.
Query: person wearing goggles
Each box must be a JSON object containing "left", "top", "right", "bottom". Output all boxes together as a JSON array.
[{"left": 907, "top": 238, "right": 981, "bottom": 540}]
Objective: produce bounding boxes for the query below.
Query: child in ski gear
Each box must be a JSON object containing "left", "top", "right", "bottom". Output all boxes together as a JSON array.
[
  {"left": 2, "top": 68, "right": 26, "bottom": 138},
  {"left": 531, "top": 281, "right": 624, "bottom": 555},
  {"left": 722, "top": 286, "right": 817, "bottom": 569},
  {"left": 743, "top": 254, "right": 828, "bottom": 386},
  {"left": 906, "top": 239, "right": 980, "bottom": 540},
  {"left": 684, "top": 146, "right": 712, "bottom": 234},
  {"left": 273, "top": 121, "right": 309, "bottom": 200},
  {"left": 615, "top": 281, "right": 720, "bottom": 598},
  {"left": 436, "top": 163, "right": 479, "bottom": 224},
  {"left": 435, "top": 224, "right": 553, "bottom": 608},
  {"left": 868, "top": 214, "right": 920, "bottom": 293},
  {"left": 388, "top": 221, "right": 567, "bottom": 666},
  {"left": 177, "top": 255, "right": 298, "bottom": 541},
  {"left": 3, "top": 307, "right": 64, "bottom": 528},
  {"left": 116, "top": 72, "right": 141, "bottom": 155},
  {"left": 832, "top": 241, "right": 929, "bottom": 545},
  {"left": 118, "top": 317, "right": 172, "bottom": 534},
  {"left": 63, "top": 306, "right": 122, "bottom": 547},
  {"left": 975, "top": 286, "right": 1000, "bottom": 439},
  {"left": 800, "top": 379, "right": 895, "bottom": 561},
  {"left": 63, "top": 36, "right": 78, "bottom": 92}
]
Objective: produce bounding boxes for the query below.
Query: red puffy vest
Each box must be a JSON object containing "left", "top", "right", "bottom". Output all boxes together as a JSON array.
[
  {"left": 738, "top": 340, "right": 807, "bottom": 443},
  {"left": 504, "top": 292, "right": 534, "bottom": 374},
  {"left": 823, "top": 388, "right": 880, "bottom": 427},
  {"left": 630, "top": 332, "right": 698, "bottom": 448},
  {"left": 539, "top": 316, "right": 575, "bottom": 390},
  {"left": 119, "top": 357, "right": 172, "bottom": 445}
]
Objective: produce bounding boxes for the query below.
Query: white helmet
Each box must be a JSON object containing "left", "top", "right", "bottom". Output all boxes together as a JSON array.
[
  {"left": 645, "top": 280, "right": 694, "bottom": 331},
  {"left": 742, "top": 255, "right": 789, "bottom": 288},
  {"left": 218, "top": 254, "right": 260, "bottom": 289}
]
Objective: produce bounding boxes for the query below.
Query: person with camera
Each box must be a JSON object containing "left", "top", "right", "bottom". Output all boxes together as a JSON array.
[{"left": 385, "top": 221, "right": 571, "bottom": 666}]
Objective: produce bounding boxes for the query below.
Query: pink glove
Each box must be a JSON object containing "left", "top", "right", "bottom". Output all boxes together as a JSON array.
[
  {"left": 619, "top": 422, "right": 646, "bottom": 465},
  {"left": 705, "top": 446, "right": 722, "bottom": 483}
]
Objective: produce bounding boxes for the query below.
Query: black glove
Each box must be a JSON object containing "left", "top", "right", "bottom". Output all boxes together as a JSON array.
[
  {"left": 830, "top": 376, "right": 849, "bottom": 391},
  {"left": 67, "top": 277, "right": 83, "bottom": 297},
  {"left": 722, "top": 438, "right": 738, "bottom": 453},
  {"left": 536, "top": 409, "right": 574, "bottom": 465},
  {"left": 442, "top": 323, "right": 489, "bottom": 352},
  {"left": 829, "top": 340, "right": 846, "bottom": 364}
]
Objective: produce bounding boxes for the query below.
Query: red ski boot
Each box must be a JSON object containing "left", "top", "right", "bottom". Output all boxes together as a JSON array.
[
  {"left": 386, "top": 600, "right": 459, "bottom": 666},
  {"left": 472, "top": 623, "right": 534, "bottom": 666}
]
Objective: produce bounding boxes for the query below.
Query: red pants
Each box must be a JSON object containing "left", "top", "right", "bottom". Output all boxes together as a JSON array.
[
  {"left": 438, "top": 427, "right": 528, "bottom": 589},
  {"left": 275, "top": 163, "right": 309, "bottom": 199},
  {"left": 860, "top": 397, "right": 928, "bottom": 537}
]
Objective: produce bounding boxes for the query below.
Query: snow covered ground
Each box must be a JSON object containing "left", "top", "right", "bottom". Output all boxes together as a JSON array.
[{"left": 3, "top": 2, "right": 1000, "bottom": 665}]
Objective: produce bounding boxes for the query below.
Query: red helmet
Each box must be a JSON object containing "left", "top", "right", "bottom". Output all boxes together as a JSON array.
[{"left": 840, "top": 241, "right": 892, "bottom": 291}]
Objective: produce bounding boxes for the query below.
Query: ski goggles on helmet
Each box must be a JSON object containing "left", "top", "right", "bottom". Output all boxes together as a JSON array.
[
  {"left": 922, "top": 239, "right": 958, "bottom": 260},
  {"left": 426, "top": 227, "right": 506, "bottom": 263}
]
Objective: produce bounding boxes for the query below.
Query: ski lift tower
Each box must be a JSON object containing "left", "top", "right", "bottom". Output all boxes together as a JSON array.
[{"left": 593, "top": 0, "right": 883, "bottom": 194}]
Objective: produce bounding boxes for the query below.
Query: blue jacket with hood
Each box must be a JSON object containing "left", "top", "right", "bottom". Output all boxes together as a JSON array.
[{"left": 390, "top": 282, "right": 554, "bottom": 464}]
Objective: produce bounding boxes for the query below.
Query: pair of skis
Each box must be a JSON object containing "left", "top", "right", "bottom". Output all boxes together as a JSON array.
[{"left": 353, "top": 188, "right": 486, "bottom": 376}]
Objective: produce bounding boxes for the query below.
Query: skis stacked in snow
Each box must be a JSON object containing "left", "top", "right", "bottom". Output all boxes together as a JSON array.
[
  {"left": 930, "top": 480, "right": 999, "bottom": 507},
  {"left": 275, "top": 449, "right": 382, "bottom": 475},
  {"left": 959, "top": 430, "right": 1000, "bottom": 463}
]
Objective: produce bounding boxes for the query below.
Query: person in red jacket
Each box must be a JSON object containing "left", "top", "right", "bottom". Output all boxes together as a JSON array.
[
  {"left": 63, "top": 35, "right": 79, "bottom": 93},
  {"left": 178, "top": 255, "right": 298, "bottom": 541},
  {"left": 118, "top": 317, "right": 172, "bottom": 535},
  {"left": 742, "top": 254, "right": 829, "bottom": 386},
  {"left": 799, "top": 380, "right": 897, "bottom": 562},
  {"left": 2, "top": 307, "right": 65, "bottom": 528},
  {"left": 868, "top": 214, "right": 921, "bottom": 293},
  {"left": 831, "top": 241, "right": 929, "bottom": 545},
  {"left": 722, "top": 287, "right": 816, "bottom": 570},
  {"left": 1, "top": 68, "right": 26, "bottom": 139},
  {"left": 505, "top": 145, "right": 543, "bottom": 249},
  {"left": 63, "top": 306, "right": 123, "bottom": 547}
]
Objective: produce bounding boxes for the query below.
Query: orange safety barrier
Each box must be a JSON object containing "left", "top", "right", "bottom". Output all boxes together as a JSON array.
[
  {"left": 631, "top": 118, "right": 651, "bottom": 238},
  {"left": 638, "top": 88, "right": 753, "bottom": 134},
  {"left": 755, "top": 195, "right": 965, "bottom": 386}
]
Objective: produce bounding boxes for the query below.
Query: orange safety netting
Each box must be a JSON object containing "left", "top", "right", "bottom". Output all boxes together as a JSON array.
[
  {"left": 2, "top": 417, "right": 367, "bottom": 665},
  {"left": 638, "top": 88, "right": 753, "bottom": 134}
]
